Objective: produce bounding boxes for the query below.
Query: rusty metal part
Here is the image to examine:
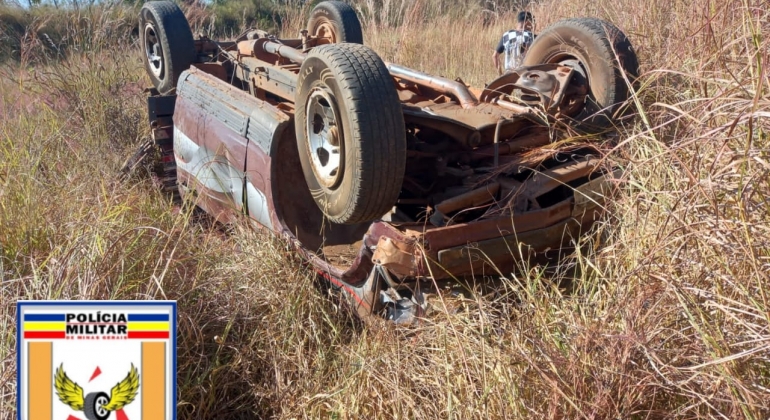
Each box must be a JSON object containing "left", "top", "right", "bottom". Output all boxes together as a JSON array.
[
  {"left": 372, "top": 236, "right": 419, "bottom": 277},
  {"left": 134, "top": 3, "right": 640, "bottom": 330},
  {"left": 238, "top": 40, "right": 258, "bottom": 56},
  {"left": 330, "top": 167, "right": 620, "bottom": 323},
  {"left": 418, "top": 198, "right": 571, "bottom": 253},
  {"left": 490, "top": 97, "right": 533, "bottom": 114},
  {"left": 515, "top": 156, "right": 600, "bottom": 199},
  {"left": 518, "top": 70, "right": 559, "bottom": 95},
  {"left": 430, "top": 182, "right": 501, "bottom": 226},
  {"left": 250, "top": 62, "right": 299, "bottom": 101},
  {"left": 191, "top": 63, "right": 227, "bottom": 81},
  {"left": 435, "top": 215, "right": 583, "bottom": 273},
  {"left": 401, "top": 112, "right": 483, "bottom": 147},
  {"left": 435, "top": 182, "right": 500, "bottom": 215},
  {"left": 477, "top": 156, "right": 603, "bottom": 221},
  {"left": 401, "top": 104, "right": 541, "bottom": 147},
  {"left": 237, "top": 38, "right": 305, "bottom": 64},
  {"left": 262, "top": 40, "right": 306, "bottom": 64},
  {"left": 435, "top": 168, "right": 619, "bottom": 274},
  {"left": 480, "top": 64, "right": 580, "bottom": 112},
  {"left": 516, "top": 67, "right": 570, "bottom": 108},
  {"left": 360, "top": 198, "right": 578, "bottom": 280},
  {"left": 497, "top": 177, "right": 523, "bottom": 191},
  {"left": 386, "top": 62, "right": 479, "bottom": 109},
  {"left": 469, "top": 130, "right": 551, "bottom": 161}
]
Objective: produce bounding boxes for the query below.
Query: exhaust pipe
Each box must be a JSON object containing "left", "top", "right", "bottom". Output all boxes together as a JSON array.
[{"left": 385, "top": 63, "right": 478, "bottom": 109}]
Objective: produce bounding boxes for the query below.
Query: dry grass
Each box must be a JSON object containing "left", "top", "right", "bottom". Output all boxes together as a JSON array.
[{"left": 2, "top": 0, "right": 769, "bottom": 418}]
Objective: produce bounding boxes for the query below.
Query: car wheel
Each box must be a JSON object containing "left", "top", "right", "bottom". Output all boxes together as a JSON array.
[
  {"left": 307, "top": 1, "right": 363, "bottom": 44},
  {"left": 139, "top": 1, "right": 195, "bottom": 95},
  {"left": 83, "top": 392, "right": 110, "bottom": 420},
  {"left": 523, "top": 18, "right": 639, "bottom": 132},
  {"left": 295, "top": 43, "right": 406, "bottom": 225}
]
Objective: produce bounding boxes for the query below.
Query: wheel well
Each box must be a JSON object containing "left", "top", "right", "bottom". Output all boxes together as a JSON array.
[{"left": 270, "top": 124, "right": 369, "bottom": 254}]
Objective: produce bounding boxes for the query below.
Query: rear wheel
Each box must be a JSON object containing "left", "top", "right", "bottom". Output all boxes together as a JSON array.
[
  {"left": 139, "top": 1, "right": 196, "bottom": 95},
  {"left": 523, "top": 18, "right": 639, "bottom": 132},
  {"left": 307, "top": 1, "right": 363, "bottom": 44},
  {"left": 295, "top": 43, "right": 406, "bottom": 224}
]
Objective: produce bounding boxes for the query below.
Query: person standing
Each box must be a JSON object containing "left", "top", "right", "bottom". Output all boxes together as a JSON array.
[{"left": 492, "top": 11, "right": 536, "bottom": 75}]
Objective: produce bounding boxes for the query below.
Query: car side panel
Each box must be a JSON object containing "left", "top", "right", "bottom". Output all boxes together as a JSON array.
[
  {"left": 174, "top": 67, "right": 290, "bottom": 229},
  {"left": 243, "top": 100, "right": 292, "bottom": 232},
  {"left": 174, "top": 79, "right": 248, "bottom": 222}
]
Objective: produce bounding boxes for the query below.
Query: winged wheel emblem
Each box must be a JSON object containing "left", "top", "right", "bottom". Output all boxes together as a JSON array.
[{"left": 54, "top": 363, "right": 139, "bottom": 420}]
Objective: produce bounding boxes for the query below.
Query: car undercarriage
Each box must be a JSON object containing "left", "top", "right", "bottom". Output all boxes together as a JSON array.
[{"left": 126, "top": 1, "right": 639, "bottom": 322}]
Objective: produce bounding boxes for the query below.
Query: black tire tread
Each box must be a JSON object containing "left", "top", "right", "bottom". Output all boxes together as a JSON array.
[
  {"left": 524, "top": 17, "right": 639, "bottom": 130},
  {"left": 307, "top": 1, "right": 364, "bottom": 44},
  {"left": 140, "top": 1, "right": 195, "bottom": 94},
  {"left": 298, "top": 43, "right": 405, "bottom": 224},
  {"left": 561, "top": 18, "right": 638, "bottom": 107}
]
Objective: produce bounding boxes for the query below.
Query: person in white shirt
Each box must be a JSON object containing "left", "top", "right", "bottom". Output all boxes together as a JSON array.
[{"left": 492, "top": 11, "right": 536, "bottom": 75}]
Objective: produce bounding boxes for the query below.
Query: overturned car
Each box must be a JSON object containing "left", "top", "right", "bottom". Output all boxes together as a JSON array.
[{"left": 131, "top": 1, "right": 638, "bottom": 322}]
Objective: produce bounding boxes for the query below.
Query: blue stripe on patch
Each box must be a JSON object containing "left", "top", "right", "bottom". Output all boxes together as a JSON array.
[
  {"left": 23, "top": 314, "right": 65, "bottom": 321},
  {"left": 127, "top": 314, "right": 169, "bottom": 321}
]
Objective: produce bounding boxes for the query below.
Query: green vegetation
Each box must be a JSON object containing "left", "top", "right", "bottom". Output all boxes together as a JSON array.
[{"left": 1, "top": 0, "right": 769, "bottom": 418}]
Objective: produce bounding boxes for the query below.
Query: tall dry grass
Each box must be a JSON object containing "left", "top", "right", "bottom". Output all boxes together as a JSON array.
[
  {"left": 2, "top": 0, "right": 769, "bottom": 418},
  {"left": 0, "top": 2, "right": 141, "bottom": 62}
]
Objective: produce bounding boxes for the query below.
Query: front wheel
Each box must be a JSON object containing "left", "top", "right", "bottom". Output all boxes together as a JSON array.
[
  {"left": 295, "top": 43, "right": 406, "bottom": 225},
  {"left": 523, "top": 18, "right": 639, "bottom": 132}
]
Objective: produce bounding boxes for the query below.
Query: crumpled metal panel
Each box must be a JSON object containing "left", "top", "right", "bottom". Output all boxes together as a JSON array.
[{"left": 371, "top": 236, "right": 419, "bottom": 277}]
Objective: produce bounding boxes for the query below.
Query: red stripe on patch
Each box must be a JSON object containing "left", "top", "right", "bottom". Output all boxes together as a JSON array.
[
  {"left": 23, "top": 331, "right": 66, "bottom": 339},
  {"left": 115, "top": 408, "right": 129, "bottom": 420},
  {"left": 127, "top": 331, "right": 169, "bottom": 339}
]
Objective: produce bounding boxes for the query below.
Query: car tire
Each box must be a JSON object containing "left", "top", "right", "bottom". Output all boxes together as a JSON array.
[
  {"left": 83, "top": 392, "right": 111, "bottom": 420},
  {"left": 307, "top": 1, "right": 363, "bottom": 44},
  {"left": 295, "top": 43, "right": 406, "bottom": 225},
  {"left": 139, "top": 1, "right": 196, "bottom": 95},
  {"left": 523, "top": 18, "right": 639, "bottom": 132}
]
